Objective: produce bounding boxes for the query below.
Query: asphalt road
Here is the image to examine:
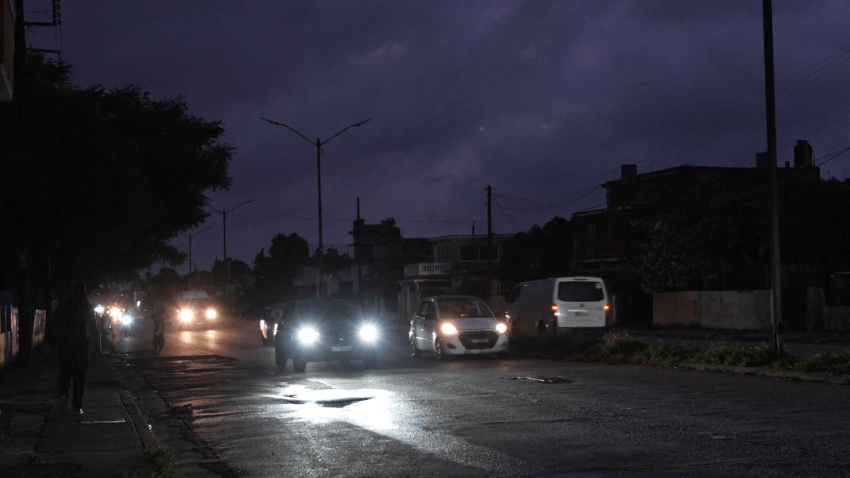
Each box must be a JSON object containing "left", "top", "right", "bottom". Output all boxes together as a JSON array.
[{"left": 109, "top": 315, "right": 850, "bottom": 478}]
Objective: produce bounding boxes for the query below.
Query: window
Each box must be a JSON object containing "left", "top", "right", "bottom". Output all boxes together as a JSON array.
[
  {"left": 435, "top": 246, "right": 450, "bottom": 263},
  {"left": 460, "top": 245, "right": 498, "bottom": 261},
  {"left": 558, "top": 281, "right": 604, "bottom": 302}
]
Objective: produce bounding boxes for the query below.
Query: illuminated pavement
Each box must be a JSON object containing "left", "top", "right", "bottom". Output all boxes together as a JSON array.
[{"left": 109, "top": 316, "right": 850, "bottom": 477}]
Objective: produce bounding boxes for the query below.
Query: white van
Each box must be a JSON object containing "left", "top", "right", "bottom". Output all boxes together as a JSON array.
[{"left": 507, "top": 276, "right": 610, "bottom": 337}]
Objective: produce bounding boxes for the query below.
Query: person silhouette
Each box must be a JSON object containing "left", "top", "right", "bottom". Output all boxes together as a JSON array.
[{"left": 55, "top": 281, "right": 100, "bottom": 415}]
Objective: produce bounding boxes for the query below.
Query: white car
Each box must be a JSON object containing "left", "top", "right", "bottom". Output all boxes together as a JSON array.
[{"left": 409, "top": 295, "right": 508, "bottom": 360}]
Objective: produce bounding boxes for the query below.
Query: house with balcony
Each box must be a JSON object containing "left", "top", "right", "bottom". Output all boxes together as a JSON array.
[{"left": 398, "top": 234, "right": 513, "bottom": 321}]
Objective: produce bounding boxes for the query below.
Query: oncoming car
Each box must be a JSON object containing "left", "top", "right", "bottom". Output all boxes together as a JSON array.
[
  {"left": 271, "top": 298, "right": 381, "bottom": 373},
  {"left": 409, "top": 295, "right": 508, "bottom": 360},
  {"left": 174, "top": 291, "right": 218, "bottom": 329}
]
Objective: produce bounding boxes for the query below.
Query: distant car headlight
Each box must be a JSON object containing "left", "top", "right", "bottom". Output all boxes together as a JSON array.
[
  {"left": 206, "top": 308, "right": 217, "bottom": 319},
  {"left": 179, "top": 309, "right": 194, "bottom": 322},
  {"left": 440, "top": 323, "right": 458, "bottom": 335},
  {"left": 120, "top": 314, "right": 133, "bottom": 326},
  {"left": 109, "top": 307, "right": 122, "bottom": 317},
  {"left": 94, "top": 305, "right": 105, "bottom": 315},
  {"left": 359, "top": 324, "right": 379, "bottom": 342},
  {"left": 495, "top": 322, "right": 507, "bottom": 334},
  {"left": 297, "top": 327, "right": 320, "bottom": 344}
]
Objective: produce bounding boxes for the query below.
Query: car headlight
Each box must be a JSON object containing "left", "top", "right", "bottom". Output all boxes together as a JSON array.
[
  {"left": 297, "top": 327, "right": 320, "bottom": 345},
  {"left": 120, "top": 314, "right": 133, "bottom": 326},
  {"left": 94, "top": 305, "right": 105, "bottom": 315},
  {"left": 179, "top": 309, "right": 194, "bottom": 321},
  {"left": 440, "top": 323, "right": 458, "bottom": 335},
  {"left": 110, "top": 307, "right": 122, "bottom": 317},
  {"left": 359, "top": 324, "right": 379, "bottom": 342},
  {"left": 206, "top": 308, "right": 217, "bottom": 319},
  {"left": 495, "top": 322, "right": 507, "bottom": 334}
]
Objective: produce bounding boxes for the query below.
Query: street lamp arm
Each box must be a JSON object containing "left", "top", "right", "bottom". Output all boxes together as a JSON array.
[
  {"left": 230, "top": 198, "right": 256, "bottom": 214},
  {"left": 184, "top": 225, "right": 213, "bottom": 239},
  {"left": 261, "top": 117, "right": 314, "bottom": 145},
  {"left": 322, "top": 118, "right": 373, "bottom": 145}
]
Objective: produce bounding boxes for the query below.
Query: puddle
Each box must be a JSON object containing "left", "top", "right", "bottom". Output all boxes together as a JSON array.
[{"left": 502, "top": 375, "right": 572, "bottom": 383}]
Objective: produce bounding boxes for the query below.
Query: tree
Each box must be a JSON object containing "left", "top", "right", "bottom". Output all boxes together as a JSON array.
[
  {"left": 251, "top": 233, "right": 311, "bottom": 304},
  {"left": 636, "top": 179, "right": 770, "bottom": 293},
  {"left": 634, "top": 171, "right": 850, "bottom": 293},
  {"left": 499, "top": 216, "right": 574, "bottom": 283},
  {"left": 0, "top": 55, "right": 233, "bottom": 291}
]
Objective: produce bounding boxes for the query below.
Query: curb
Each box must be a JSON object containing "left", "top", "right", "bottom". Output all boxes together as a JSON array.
[
  {"left": 120, "top": 389, "right": 157, "bottom": 448},
  {"left": 678, "top": 362, "right": 849, "bottom": 385}
]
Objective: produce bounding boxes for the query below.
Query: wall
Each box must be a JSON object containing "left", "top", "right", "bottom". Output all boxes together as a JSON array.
[
  {"left": 654, "top": 290, "right": 771, "bottom": 330},
  {"left": 806, "top": 287, "right": 850, "bottom": 332},
  {"left": 699, "top": 290, "right": 771, "bottom": 330},
  {"left": 653, "top": 291, "right": 699, "bottom": 326}
]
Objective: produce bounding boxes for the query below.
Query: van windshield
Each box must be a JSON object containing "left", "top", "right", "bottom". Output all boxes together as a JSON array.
[{"left": 558, "top": 282, "right": 604, "bottom": 302}]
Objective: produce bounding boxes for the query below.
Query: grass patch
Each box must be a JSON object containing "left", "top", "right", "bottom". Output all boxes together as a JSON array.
[
  {"left": 510, "top": 332, "right": 850, "bottom": 381},
  {"left": 128, "top": 441, "right": 181, "bottom": 478}
]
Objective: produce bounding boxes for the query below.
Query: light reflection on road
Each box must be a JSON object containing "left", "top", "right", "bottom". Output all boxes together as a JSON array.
[
  {"left": 179, "top": 330, "right": 194, "bottom": 345},
  {"left": 277, "top": 385, "right": 536, "bottom": 476}
]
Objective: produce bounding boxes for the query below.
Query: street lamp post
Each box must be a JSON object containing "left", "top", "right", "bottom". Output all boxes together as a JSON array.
[
  {"left": 261, "top": 116, "right": 372, "bottom": 298},
  {"left": 208, "top": 199, "right": 255, "bottom": 299},
  {"left": 184, "top": 226, "right": 213, "bottom": 276}
]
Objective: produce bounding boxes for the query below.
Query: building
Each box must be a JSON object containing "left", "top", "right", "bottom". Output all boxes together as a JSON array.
[
  {"left": 568, "top": 144, "right": 819, "bottom": 325},
  {"left": 398, "top": 234, "right": 512, "bottom": 322},
  {"left": 0, "top": 0, "right": 14, "bottom": 102}
]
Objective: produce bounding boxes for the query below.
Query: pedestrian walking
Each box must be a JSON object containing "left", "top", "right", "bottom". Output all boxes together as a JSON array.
[
  {"left": 55, "top": 281, "right": 101, "bottom": 415},
  {"left": 150, "top": 304, "right": 167, "bottom": 352}
]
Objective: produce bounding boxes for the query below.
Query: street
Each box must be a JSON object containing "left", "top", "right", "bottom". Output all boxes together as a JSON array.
[{"left": 108, "top": 315, "right": 850, "bottom": 478}]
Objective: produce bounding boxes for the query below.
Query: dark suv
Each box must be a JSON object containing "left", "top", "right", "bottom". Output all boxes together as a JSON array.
[{"left": 271, "top": 298, "right": 382, "bottom": 373}]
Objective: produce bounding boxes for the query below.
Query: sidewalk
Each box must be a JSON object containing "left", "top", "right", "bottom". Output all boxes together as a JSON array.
[{"left": 0, "top": 343, "right": 157, "bottom": 478}]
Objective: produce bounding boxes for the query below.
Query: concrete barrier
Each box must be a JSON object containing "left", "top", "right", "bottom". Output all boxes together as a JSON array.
[{"left": 654, "top": 290, "right": 771, "bottom": 331}]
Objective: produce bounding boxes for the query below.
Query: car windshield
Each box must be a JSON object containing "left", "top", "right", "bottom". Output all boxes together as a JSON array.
[
  {"left": 187, "top": 298, "right": 212, "bottom": 309},
  {"left": 437, "top": 298, "right": 494, "bottom": 318},
  {"left": 294, "top": 300, "right": 359, "bottom": 324},
  {"left": 557, "top": 281, "right": 604, "bottom": 302}
]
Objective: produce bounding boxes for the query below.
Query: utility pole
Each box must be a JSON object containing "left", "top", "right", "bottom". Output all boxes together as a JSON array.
[
  {"left": 184, "top": 226, "right": 213, "bottom": 275},
  {"left": 763, "top": 0, "right": 783, "bottom": 356},
  {"left": 208, "top": 200, "right": 255, "bottom": 300},
  {"left": 486, "top": 185, "right": 493, "bottom": 303},
  {"left": 261, "top": 116, "right": 372, "bottom": 298}
]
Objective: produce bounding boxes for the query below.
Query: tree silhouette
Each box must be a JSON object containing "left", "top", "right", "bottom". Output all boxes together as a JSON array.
[{"left": 0, "top": 55, "right": 233, "bottom": 291}]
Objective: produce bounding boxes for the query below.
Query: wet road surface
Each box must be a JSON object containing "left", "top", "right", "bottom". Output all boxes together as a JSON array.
[{"left": 109, "top": 315, "right": 850, "bottom": 477}]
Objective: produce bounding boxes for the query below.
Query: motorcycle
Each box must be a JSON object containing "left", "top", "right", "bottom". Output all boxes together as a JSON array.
[{"left": 118, "top": 311, "right": 135, "bottom": 338}]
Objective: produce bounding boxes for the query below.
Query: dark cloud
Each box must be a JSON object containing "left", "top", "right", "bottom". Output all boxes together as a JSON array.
[{"left": 25, "top": 0, "right": 850, "bottom": 273}]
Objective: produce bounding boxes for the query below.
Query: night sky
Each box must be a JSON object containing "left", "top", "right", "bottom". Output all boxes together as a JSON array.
[{"left": 24, "top": 1, "right": 850, "bottom": 274}]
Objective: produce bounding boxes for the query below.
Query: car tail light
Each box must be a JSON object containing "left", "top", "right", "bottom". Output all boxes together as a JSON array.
[
  {"left": 551, "top": 304, "right": 559, "bottom": 312},
  {"left": 603, "top": 304, "right": 611, "bottom": 312}
]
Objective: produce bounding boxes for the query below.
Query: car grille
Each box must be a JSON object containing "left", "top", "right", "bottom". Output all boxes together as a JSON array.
[
  {"left": 328, "top": 328, "right": 354, "bottom": 345},
  {"left": 458, "top": 331, "right": 498, "bottom": 349}
]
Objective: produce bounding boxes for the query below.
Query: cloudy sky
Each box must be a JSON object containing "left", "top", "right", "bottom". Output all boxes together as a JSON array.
[{"left": 25, "top": 0, "right": 850, "bottom": 274}]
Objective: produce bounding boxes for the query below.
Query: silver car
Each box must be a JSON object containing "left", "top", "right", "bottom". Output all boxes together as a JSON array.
[{"left": 409, "top": 295, "right": 509, "bottom": 360}]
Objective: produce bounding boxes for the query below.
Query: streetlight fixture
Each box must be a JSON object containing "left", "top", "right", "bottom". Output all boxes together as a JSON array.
[
  {"left": 208, "top": 199, "right": 255, "bottom": 299},
  {"left": 261, "top": 116, "right": 372, "bottom": 298},
  {"left": 184, "top": 226, "right": 213, "bottom": 275}
]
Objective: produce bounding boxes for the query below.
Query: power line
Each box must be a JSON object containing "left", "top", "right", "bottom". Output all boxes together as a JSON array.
[{"left": 814, "top": 145, "right": 850, "bottom": 167}]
